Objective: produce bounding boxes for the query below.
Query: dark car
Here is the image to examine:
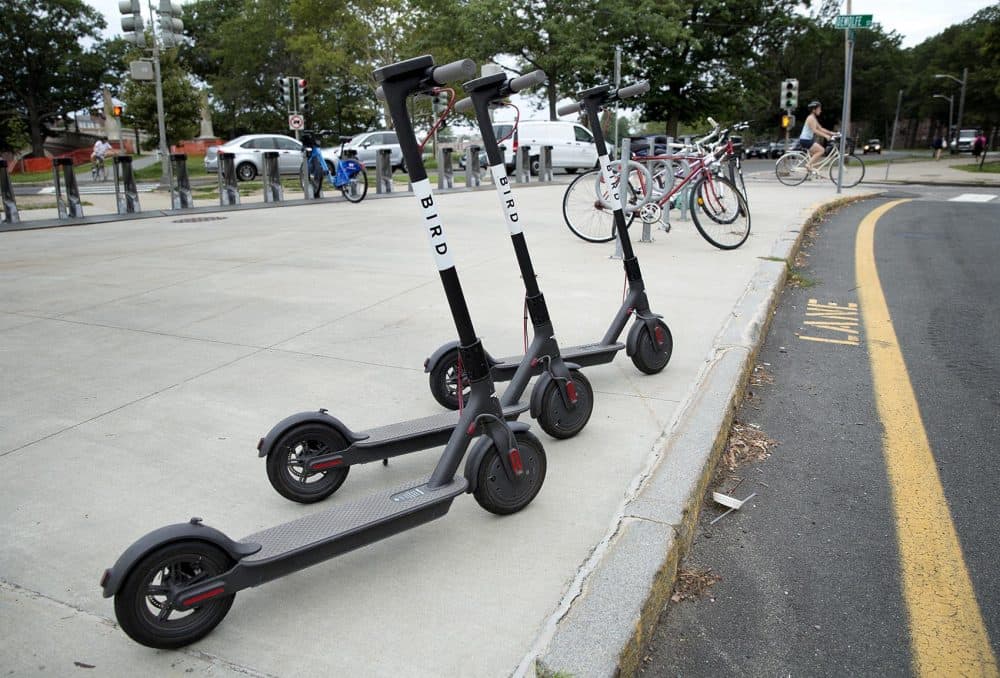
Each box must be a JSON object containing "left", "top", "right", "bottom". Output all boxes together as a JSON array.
[
  {"left": 770, "top": 140, "right": 797, "bottom": 158},
  {"left": 745, "top": 141, "right": 771, "bottom": 159},
  {"left": 862, "top": 138, "right": 882, "bottom": 154}
]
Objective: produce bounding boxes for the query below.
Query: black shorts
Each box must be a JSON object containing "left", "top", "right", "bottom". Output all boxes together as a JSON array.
[{"left": 797, "top": 138, "right": 815, "bottom": 152}]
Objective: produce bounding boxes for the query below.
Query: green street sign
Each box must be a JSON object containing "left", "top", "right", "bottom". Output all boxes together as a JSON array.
[{"left": 835, "top": 14, "right": 873, "bottom": 29}]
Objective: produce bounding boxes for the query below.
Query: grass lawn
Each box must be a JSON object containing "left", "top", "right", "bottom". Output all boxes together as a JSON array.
[{"left": 952, "top": 159, "right": 1000, "bottom": 173}]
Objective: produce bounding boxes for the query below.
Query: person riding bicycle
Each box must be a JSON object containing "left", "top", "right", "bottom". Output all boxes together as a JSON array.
[
  {"left": 91, "top": 137, "right": 113, "bottom": 164},
  {"left": 798, "top": 101, "right": 836, "bottom": 173}
]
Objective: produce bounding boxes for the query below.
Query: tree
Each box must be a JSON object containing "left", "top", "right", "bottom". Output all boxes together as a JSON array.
[
  {"left": 0, "top": 0, "right": 109, "bottom": 156},
  {"left": 121, "top": 50, "right": 201, "bottom": 149}
]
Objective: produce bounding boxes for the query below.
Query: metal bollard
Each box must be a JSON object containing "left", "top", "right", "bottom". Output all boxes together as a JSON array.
[
  {"left": 375, "top": 148, "right": 393, "bottom": 194},
  {"left": 514, "top": 145, "right": 531, "bottom": 183},
  {"left": 218, "top": 152, "right": 240, "bottom": 206},
  {"left": 464, "top": 144, "right": 481, "bottom": 188},
  {"left": 170, "top": 153, "right": 194, "bottom": 209},
  {"left": 261, "top": 151, "right": 283, "bottom": 203},
  {"left": 113, "top": 155, "right": 141, "bottom": 214},
  {"left": 53, "top": 158, "right": 84, "bottom": 219},
  {"left": 438, "top": 147, "right": 454, "bottom": 190},
  {"left": 538, "top": 145, "right": 553, "bottom": 182},
  {"left": 0, "top": 159, "right": 19, "bottom": 224}
]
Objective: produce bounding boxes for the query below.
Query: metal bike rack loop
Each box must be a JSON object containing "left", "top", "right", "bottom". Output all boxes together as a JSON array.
[
  {"left": 0, "top": 159, "right": 19, "bottom": 224},
  {"left": 375, "top": 148, "right": 393, "bottom": 194},
  {"left": 261, "top": 151, "right": 283, "bottom": 203},
  {"left": 218, "top": 152, "right": 240, "bottom": 206},
  {"left": 170, "top": 153, "right": 194, "bottom": 209},
  {"left": 52, "top": 158, "right": 84, "bottom": 219},
  {"left": 113, "top": 155, "right": 141, "bottom": 214},
  {"left": 538, "top": 145, "right": 553, "bottom": 182},
  {"left": 514, "top": 144, "right": 531, "bottom": 183},
  {"left": 464, "top": 144, "right": 481, "bottom": 188}
]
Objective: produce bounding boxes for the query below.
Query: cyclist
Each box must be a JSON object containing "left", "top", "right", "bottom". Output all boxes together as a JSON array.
[
  {"left": 797, "top": 101, "right": 836, "bottom": 174},
  {"left": 91, "top": 137, "right": 114, "bottom": 180}
]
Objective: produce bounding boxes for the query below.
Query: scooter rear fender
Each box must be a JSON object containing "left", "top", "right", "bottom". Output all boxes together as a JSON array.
[
  {"left": 424, "top": 340, "right": 499, "bottom": 373},
  {"left": 257, "top": 410, "right": 365, "bottom": 458},
  {"left": 101, "top": 519, "right": 260, "bottom": 598}
]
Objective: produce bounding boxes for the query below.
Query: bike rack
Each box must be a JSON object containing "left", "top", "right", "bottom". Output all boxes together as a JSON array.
[
  {"left": 113, "top": 155, "right": 141, "bottom": 215},
  {"left": 464, "top": 144, "right": 481, "bottom": 188},
  {"left": 52, "top": 158, "right": 84, "bottom": 219},
  {"left": 437, "top": 146, "right": 454, "bottom": 190},
  {"left": 170, "top": 153, "right": 194, "bottom": 209},
  {"left": 538, "top": 145, "right": 553, "bottom": 182},
  {"left": 218, "top": 152, "right": 240, "bottom": 206},
  {"left": 261, "top": 151, "right": 283, "bottom": 203},
  {"left": 514, "top": 145, "right": 531, "bottom": 183},
  {"left": 0, "top": 159, "right": 19, "bottom": 224},
  {"left": 375, "top": 148, "right": 393, "bottom": 194}
]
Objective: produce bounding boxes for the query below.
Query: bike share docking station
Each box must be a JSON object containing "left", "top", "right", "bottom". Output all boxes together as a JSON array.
[
  {"left": 0, "top": 159, "right": 19, "bottom": 225},
  {"left": 52, "top": 158, "right": 84, "bottom": 219},
  {"left": 113, "top": 155, "right": 142, "bottom": 215},
  {"left": 261, "top": 151, "right": 283, "bottom": 203},
  {"left": 217, "top": 151, "right": 240, "bottom": 206},
  {"left": 169, "top": 153, "right": 195, "bottom": 209}
]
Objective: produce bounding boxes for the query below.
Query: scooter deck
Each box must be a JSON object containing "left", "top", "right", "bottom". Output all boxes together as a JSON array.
[
  {"left": 493, "top": 341, "right": 626, "bottom": 372},
  {"left": 357, "top": 401, "right": 528, "bottom": 447},
  {"left": 241, "top": 476, "right": 468, "bottom": 564}
]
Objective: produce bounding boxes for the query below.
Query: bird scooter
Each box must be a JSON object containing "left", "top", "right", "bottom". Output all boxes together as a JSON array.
[
  {"left": 424, "top": 79, "right": 672, "bottom": 411},
  {"left": 100, "top": 56, "right": 546, "bottom": 650}
]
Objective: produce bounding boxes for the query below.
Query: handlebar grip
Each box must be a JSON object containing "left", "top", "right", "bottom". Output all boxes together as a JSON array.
[
  {"left": 557, "top": 101, "right": 581, "bottom": 116},
  {"left": 707, "top": 116, "right": 718, "bottom": 128},
  {"left": 375, "top": 86, "right": 385, "bottom": 101},
  {"left": 454, "top": 97, "right": 473, "bottom": 113},
  {"left": 509, "top": 69, "right": 547, "bottom": 93},
  {"left": 616, "top": 80, "right": 649, "bottom": 99},
  {"left": 431, "top": 59, "right": 476, "bottom": 85}
]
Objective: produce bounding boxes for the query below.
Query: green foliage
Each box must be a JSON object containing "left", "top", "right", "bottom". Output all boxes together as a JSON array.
[
  {"left": 121, "top": 50, "right": 201, "bottom": 149},
  {"left": 0, "top": 0, "right": 111, "bottom": 155}
]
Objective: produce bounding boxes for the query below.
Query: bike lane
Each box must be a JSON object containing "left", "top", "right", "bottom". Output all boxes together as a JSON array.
[{"left": 644, "top": 194, "right": 999, "bottom": 676}]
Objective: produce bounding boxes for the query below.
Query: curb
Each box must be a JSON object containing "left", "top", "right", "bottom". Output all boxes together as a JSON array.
[{"left": 531, "top": 192, "right": 876, "bottom": 677}]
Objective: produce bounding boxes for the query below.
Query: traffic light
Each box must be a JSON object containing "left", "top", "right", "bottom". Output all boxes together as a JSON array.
[
  {"left": 157, "top": 0, "right": 184, "bottom": 47},
  {"left": 296, "top": 79, "right": 308, "bottom": 111},
  {"left": 113, "top": 105, "right": 124, "bottom": 117},
  {"left": 781, "top": 78, "right": 799, "bottom": 110},
  {"left": 118, "top": 0, "right": 146, "bottom": 47},
  {"left": 279, "top": 77, "right": 292, "bottom": 110}
]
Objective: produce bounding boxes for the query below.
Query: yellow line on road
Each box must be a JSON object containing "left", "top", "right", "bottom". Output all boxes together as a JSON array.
[{"left": 856, "top": 200, "right": 999, "bottom": 677}]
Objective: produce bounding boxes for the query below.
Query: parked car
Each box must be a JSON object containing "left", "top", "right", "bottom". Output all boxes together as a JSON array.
[
  {"left": 505, "top": 120, "right": 599, "bottom": 174},
  {"left": 745, "top": 141, "right": 771, "bottom": 159},
  {"left": 333, "top": 130, "right": 405, "bottom": 171},
  {"left": 204, "top": 134, "right": 304, "bottom": 181},
  {"left": 457, "top": 148, "right": 488, "bottom": 171},
  {"left": 862, "top": 138, "right": 882, "bottom": 154},
  {"left": 951, "top": 128, "right": 977, "bottom": 154},
  {"left": 770, "top": 140, "right": 796, "bottom": 158}
]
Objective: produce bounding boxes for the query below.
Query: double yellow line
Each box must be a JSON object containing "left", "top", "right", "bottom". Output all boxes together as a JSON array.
[{"left": 856, "top": 200, "right": 998, "bottom": 676}]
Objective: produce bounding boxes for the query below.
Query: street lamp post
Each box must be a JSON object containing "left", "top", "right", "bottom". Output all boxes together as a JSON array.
[
  {"left": 934, "top": 69, "right": 967, "bottom": 140},
  {"left": 932, "top": 94, "right": 954, "bottom": 144}
]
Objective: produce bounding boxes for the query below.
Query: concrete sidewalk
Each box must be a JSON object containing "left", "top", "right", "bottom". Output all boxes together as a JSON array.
[{"left": 0, "top": 171, "right": 931, "bottom": 676}]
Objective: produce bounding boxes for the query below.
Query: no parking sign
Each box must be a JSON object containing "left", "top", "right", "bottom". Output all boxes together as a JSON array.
[{"left": 288, "top": 114, "right": 304, "bottom": 130}]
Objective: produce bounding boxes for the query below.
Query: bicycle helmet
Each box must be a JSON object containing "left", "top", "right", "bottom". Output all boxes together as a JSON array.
[{"left": 808, "top": 100, "right": 821, "bottom": 110}]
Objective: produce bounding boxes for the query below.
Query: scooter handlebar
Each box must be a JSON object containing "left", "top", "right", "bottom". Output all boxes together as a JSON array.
[
  {"left": 454, "top": 97, "right": 473, "bottom": 113},
  {"left": 616, "top": 80, "right": 649, "bottom": 99},
  {"left": 375, "top": 86, "right": 385, "bottom": 101},
  {"left": 557, "top": 101, "right": 582, "bottom": 116},
  {"left": 432, "top": 59, "right": 476, "bottom": 85},
  {"left": 509, "top": 69, "right": 547, "bottom": 93}
]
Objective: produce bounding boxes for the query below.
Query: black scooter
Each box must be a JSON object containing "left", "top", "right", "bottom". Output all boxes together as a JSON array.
[
  {"left": 100, "top": 56, "right": 546, "bottom": 650},
  {"left": 424, "top": 80, "right": 672, "bottom": 411}
]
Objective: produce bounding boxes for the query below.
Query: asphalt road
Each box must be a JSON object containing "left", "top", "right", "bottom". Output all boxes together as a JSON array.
[{"left": 643, "top": 187, "right": 1000, "bottom": 676}]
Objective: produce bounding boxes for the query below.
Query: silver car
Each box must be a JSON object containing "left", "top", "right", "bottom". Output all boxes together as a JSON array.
[
  {"left": 335, "top": 131, "right": 405, "bottom": 171},
  {"left": 204, "top": 134, "right": 305, "bottom": 181}
]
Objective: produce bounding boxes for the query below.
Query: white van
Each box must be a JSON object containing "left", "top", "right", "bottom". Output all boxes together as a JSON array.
[{"left": 494, "top": 121, "right": 598, "bottom": 174}]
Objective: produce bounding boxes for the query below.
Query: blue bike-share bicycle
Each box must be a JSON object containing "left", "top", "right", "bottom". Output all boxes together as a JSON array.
[{"left": 302, "top": 130, "right": 368, "bottom": 203}]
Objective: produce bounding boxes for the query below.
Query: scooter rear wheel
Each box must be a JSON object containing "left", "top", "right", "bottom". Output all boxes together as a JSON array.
[
  {"left": 536, "top": 370, "right": 594, "bottom": 439},
  {"left": 266, "top": 424, "right": 351, "bottom": 503},
  {"left": 631, "top": 320, "right": 673, "bottom": 375},
  {"left": 473, "top": 431, "right": 546, "bottom": 515},
  {"left": 114, "top": 540, "right": 235, "bottom": 649},
  {"left": 428, "top": 347, "right": 467, "bottom": 411}
]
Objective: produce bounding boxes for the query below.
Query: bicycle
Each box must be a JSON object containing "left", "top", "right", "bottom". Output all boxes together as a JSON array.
[
  {"left": 563, "top": 119, "right": 751, "bottom": 250},
  {"left": 302, "top": 130, "right": 368, "bottom": 203},
  {"left": 91, "top": 155, "right": 108, "bottom": 182},
  {"left": 774, "top": 134, "right": 865, "bottom": 187}
]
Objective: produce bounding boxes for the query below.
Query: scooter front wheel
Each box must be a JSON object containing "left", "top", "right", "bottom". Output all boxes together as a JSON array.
[
  {"left": 428, "top": 347, "right": 467, "bottom": 411},
  {"left": 266, "top": 424, "right": 351, "bottom": 503},
  {"left": 473, "top": 430, "right": 546, "bottom": 515},
  {"left": 536, "top": 370, "right": 594, "bottom": 439},
  {"left": 631, "top": 320, "right": 673, "bottom": 375},
  {"left": 114, "top": 540, "right": 235, "bottom": 649}
]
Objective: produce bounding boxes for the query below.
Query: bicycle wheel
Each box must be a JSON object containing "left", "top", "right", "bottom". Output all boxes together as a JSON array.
[
  {"left": 341, "top": 168, "right": 368, "bottom": 203},
  {"left": 689, "top": 175, "right": 751, "bottom": 250},
  {"left": 775, "top": 151, "right": 809, "bottom": 186},
  {"left": 561, "top": 169, "right": 636, "bottom": 243},
  {"left": 829, "top": 153, "right": 865, "bottom": 188}
]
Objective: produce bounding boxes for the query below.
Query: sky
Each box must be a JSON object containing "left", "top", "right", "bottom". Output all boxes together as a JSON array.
[{"left": 89, "top": 0, "right": 994, "bottom": 48}]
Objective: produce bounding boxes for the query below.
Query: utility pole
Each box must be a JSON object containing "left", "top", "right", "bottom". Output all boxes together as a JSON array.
[{"left": 885, "top": 89, "right": 902, "bottom": 180}]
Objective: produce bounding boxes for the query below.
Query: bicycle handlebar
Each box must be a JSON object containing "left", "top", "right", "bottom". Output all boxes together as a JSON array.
[{"left": 432, "top": 59, "right": 476, "bottom": 85}]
